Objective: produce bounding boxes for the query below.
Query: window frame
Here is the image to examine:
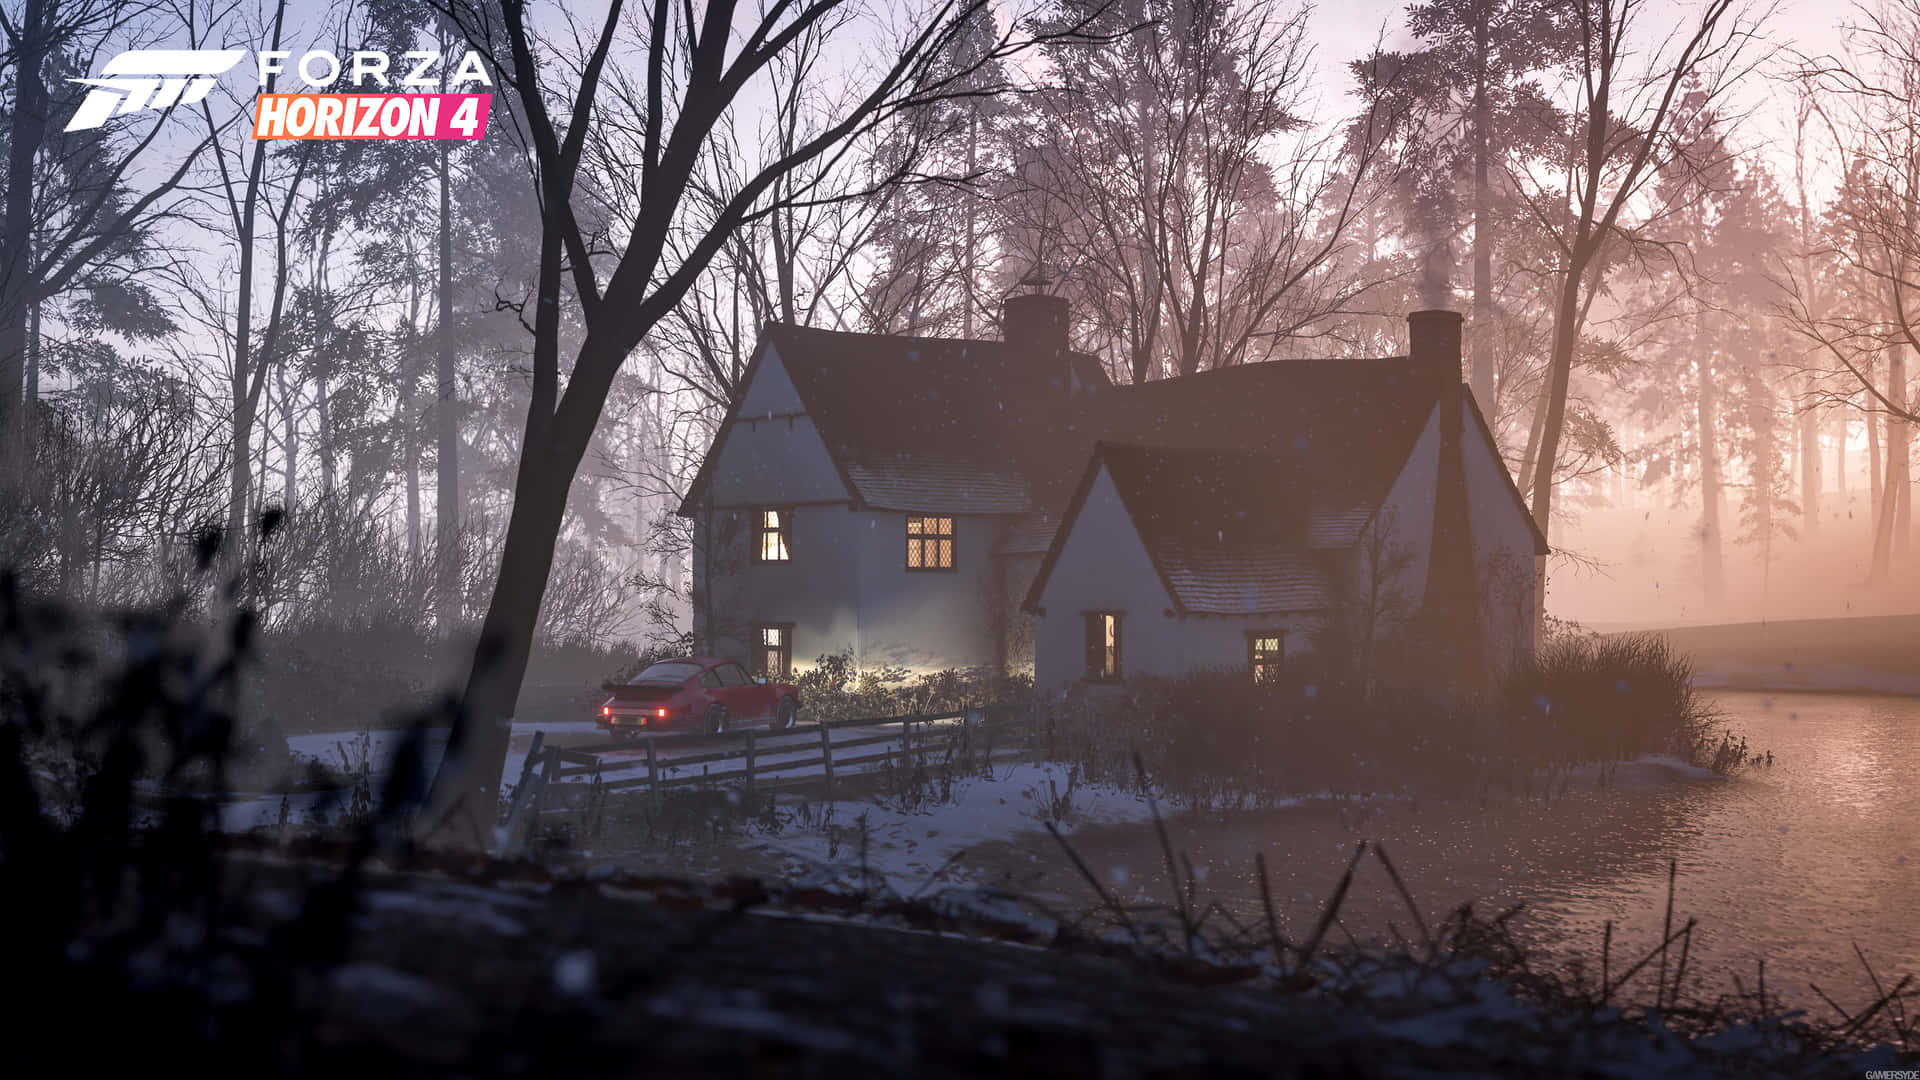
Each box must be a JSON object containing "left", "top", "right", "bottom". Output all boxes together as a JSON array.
[
  {"left": 904, "top": 514, "right": 956, "bottom": 572},
  {"left": 1247, "top": 630, "right": 1284, "bottom": 685},
  {"left": 1083, "top": 610, "right": 1124, "bottom": 683},
  {"left": 751, "top": 622, "right": 795, "bottom": 680},
  {"left": 754, "top": 508, "right": 792, "bottom": 563}
]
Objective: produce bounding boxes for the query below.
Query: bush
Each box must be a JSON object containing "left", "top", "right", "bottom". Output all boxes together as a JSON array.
[
  {"left": 1053, "top": 632, "right": 1716, "bottom": 808},
  {"left": 1500, "top": 632, "right": 1722, "bottom": 769},
  {"left": 794, "top": 651, "right": 1031, "bottom": 725}
]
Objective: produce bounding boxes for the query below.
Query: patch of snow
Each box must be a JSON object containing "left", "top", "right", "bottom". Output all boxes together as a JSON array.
[
  {"left": 359, "top": 887, "right": 528, "bottom": 937},
  {"left": 329, "top": 963, "right": 459, "bottom": 1016},
  {"left": 756, "top": 763, "right": 1158, "bottom": 892},
  {"left": 1623, "top": 754, "right": 1726, "bottom": 782},
  {"left": 553, "top": 950, "right": 596, "bottom": 997},
  {"left": 647, "top": 990, "right": 863, "bottom": 1055}
]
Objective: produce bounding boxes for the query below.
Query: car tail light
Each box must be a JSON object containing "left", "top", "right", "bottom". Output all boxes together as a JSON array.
[
  {"left": 602, "top": 706, "right": 610, "bottom": 716},
  {"left": 657, "top": 708, "right": 667, "bottom": 717}
]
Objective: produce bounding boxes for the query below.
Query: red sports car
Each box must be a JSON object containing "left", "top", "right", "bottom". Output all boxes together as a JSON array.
[{"left": 598, "top": 656, "right": 800, "bottom": 738}]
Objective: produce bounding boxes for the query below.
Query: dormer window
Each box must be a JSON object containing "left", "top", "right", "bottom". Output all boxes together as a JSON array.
[
  {"left": 756, "top": 509, "right": 791, "bottom": 562},
  {"left": 905, "top": 515, "right": 955, "bottom": 570}
]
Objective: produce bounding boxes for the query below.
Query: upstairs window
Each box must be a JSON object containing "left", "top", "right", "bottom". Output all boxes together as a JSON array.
[
  {"left": 754, "top": 624, "right": 793, "bottom": 679},
  {"left": 1083, "top": 611, "right": 1123, "bottom": 682},
  {"left": 756, "top": 509, "right": 791, "bottom": 562},
  {"left": 1248, "top": 631, "right": 1284, "bottom": 684},
  {"left": 905, "top": 515, "right": 955, "bottom": 570}
]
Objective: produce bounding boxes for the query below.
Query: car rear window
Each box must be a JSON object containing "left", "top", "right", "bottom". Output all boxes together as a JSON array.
[{"left": 630, "top": 661, "right": 702, "bottom": 685}]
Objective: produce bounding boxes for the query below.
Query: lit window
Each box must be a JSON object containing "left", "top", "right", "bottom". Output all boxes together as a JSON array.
[
  {"left": 1249, "top": 631, "right": 1283, "bottom": 684},
  {"left": 754, "top": 624, "right": 793, "bottom": 679},
  {"left": 905, "top": 515, "right": 954, "bottom": 570},
  {"left": 1084, "top": 611, "right": 1122, "bottom": 681},
  {"left": 757, "top": 509, "right": 790, "bottom": 562}
]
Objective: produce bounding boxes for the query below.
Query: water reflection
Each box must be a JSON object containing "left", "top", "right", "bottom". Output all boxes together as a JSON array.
[
  {"left": 1523, "top": 691, "right": 1920, "bottom": 1006},
  {"left": 984, "top": 690, "right": 1919, "bottom": 1006}
]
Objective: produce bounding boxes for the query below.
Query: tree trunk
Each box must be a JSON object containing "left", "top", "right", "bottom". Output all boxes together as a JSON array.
[
  {"left": 1527, "top": 256, "right": 1584, "bottom": 640},
  {"left": 277, "top": 367, "right": 297, "bottom": 507},
  {"left": 1800, "top": 390, "right": 1819, "bottom": 536},
  {"left": 26, "top": 294, "right": 41, "bottom": 435},
  {"left": 0, "top": 0, "right": 50, "bottom": 464},
  {"left": 1880, "top": 346, "right": 1909, "bottom": 569},
  {"left": 962, "top": 106, "right": 978, "bottom": 341},
  {"left": 1696, "top": 338, "right": 1725, "bottom": 604},
  {"left": 1835, "top": 414, "right": 1847, "bottom": 494},
  {"left": 436, "top": 138, "right": 461, "bottom": 630},
  {"left": 316, "top": 372, "right": 335, "bottom": 499},
  {"left": 1468, "top": 2, "right": 1495, "bottom": 416},
  {"left": 423, "top": 333, "right": 616, "bottom": 848},
  {"left": 1869, "top": 403, "right": 1883, "bottom": 532}
]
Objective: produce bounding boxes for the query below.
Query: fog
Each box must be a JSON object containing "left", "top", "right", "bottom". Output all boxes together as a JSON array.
[{"left": 5, "top": 0, "right": 1920, "bottom": 1072}]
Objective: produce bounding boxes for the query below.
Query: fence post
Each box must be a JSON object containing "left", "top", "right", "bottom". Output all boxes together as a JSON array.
[
  {"left": 522, "top": 744, "right": 563, "bottom": 854},
  {"left": 496, "top": 730, "right": 546, "bottom": 858},
  {"left": 646, "top": 735, "right": 660, "bottom": 817},
  {"left": 819, "top": 720, "right": 835, "bottom": 797},
  {"left": 744, "top": 730, "right": 757, "bottom": 797}
]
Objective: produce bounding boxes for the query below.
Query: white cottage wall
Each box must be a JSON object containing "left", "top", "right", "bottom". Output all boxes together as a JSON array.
[
  {"left": 851, "top": 511, "right": 1004, "bottom": 672},
  {"left": 1031, "top": 467, "right": 1179, "bottom": 691},
  {"left": 1462, "top": 401, "right": 1540, "bottom": 669},
  {"left": 692, "top": 344, "right": 861, "bottom": 669},
  {"left": 1352, "top": 406, "right": 1442, "bottom": 620}
]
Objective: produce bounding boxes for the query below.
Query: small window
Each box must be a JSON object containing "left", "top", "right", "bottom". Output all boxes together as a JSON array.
[
  {"left": 905, "top": 515, "right": 955, "bottom": 570},
  {"left": 1248, "top": 631, "right": 1284, "bottom": 684},
  {"left": 756, "top": 509, "right": 791, "bottom": 562},
  {"left": 753, "top": 624, "right": 793, "bottom": 679},
  {"left": 716, "top": 662, "right": 753, "bottom": 687},
  {"left": 1083, "top": 611, "right": 1122, "bottom": 682},
  {"left": 700, "top": 668, "right": 723, "bottom": 689}
]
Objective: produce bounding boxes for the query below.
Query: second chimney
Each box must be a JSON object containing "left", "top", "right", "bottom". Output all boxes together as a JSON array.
[
  {"left": 1004, "top": 291, "right": 1074, "bottom": 394},
  {"left": 1408, "top": 308, "right": 1464, "bottom": 382},
  {"left": 1003, "top": 292, "right": 1070, "bottom": 357}
]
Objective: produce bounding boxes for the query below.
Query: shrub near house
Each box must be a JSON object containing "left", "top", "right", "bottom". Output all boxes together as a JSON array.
[{"left": 1054, "top": 632, "right": 1720, "bottom": 808}]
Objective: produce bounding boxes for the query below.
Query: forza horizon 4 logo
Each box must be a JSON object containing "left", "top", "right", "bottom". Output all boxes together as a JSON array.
[
  {"left": 66, "top": 49, "right": 245, "bottom": 131},
  {"left": 64, "top": 48, "right": 493, "bottom": 141}
]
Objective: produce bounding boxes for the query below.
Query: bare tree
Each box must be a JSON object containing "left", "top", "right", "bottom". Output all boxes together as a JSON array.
[
  {"left": 1003, "top": 0, "right": 1407, "bottom": 382},
  {"left": 0, "top": 0, "right": 215, "bottom": 465},
  {"left": 1786, "top": 1, "right": 1920, "bottom": 580},
  {"left": 417, "top": 0, "right": 1112, "bottom": 847},
  {"left": 1509, "top": 0, "right": 1765, "bottom": 629}
]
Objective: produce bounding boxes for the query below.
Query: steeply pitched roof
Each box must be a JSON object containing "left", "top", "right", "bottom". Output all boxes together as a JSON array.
[
  {"left": 680, "top": 323, "right": 1547, "bottom": 559},
  {"left": 678, "top": 323, "right": 1108, "bottom": 516},
  {"left": 1028, "top": 444, "right": 1335, "bottom": 617}
]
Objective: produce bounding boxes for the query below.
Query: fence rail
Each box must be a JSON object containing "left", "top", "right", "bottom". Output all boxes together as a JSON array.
[{"left": 496, "top": 705, "right": 1033, "bottom": 856}]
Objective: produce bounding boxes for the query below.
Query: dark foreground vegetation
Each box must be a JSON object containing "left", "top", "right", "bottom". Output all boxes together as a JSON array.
[{"left": 5, "top": 579, "right": 1909, "bottom": 1076}]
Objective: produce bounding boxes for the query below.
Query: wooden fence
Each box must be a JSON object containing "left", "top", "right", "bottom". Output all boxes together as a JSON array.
[{"left": 496, "top": 706, "right": 1027, "bottom": 857}]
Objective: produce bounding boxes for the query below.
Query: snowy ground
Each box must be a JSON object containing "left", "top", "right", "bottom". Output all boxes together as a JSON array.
[
  {"left": 745, "top": 763, "right": 1163, "bottom": 893},
  {"left": 221, "top": 717, "right": 975, "bottom": 832}
]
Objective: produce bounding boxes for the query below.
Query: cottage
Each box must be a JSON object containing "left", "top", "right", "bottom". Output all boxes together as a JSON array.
[{"left": 678, "top": 299, "right": 1545, "bottom": 688}]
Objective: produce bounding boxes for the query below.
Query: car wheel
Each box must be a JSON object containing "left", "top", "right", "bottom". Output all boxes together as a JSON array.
[
  {"left": 774, "top": 697, "right": 797, "bottom": 732},
  {"left": 705, "top": 705, "right": 728, "bottom": 736}
]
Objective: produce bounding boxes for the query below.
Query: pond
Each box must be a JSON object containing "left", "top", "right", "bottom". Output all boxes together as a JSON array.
[
  {"left": 1522, "top": 690, "right": 1920, "bottom": 1008},
  {"left": 964, "top": 690, "right": 1920, "bottom": 1009}
]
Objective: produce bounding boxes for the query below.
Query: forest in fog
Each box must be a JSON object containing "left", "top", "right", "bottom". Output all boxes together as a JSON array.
[{"left": 4, "top": 0, "right": 1920, "bottom": 657}]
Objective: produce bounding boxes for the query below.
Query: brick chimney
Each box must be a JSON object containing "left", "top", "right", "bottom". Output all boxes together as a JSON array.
[
  {"left": 1408, "top": 308, "right": 1463, "bottom": 379},
  {"left": 1003, "top": 276, "right": 1074, "bottom": 393},
  {"left": 1409, "top": 309, "right": 1487, "bottom": 689}
]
